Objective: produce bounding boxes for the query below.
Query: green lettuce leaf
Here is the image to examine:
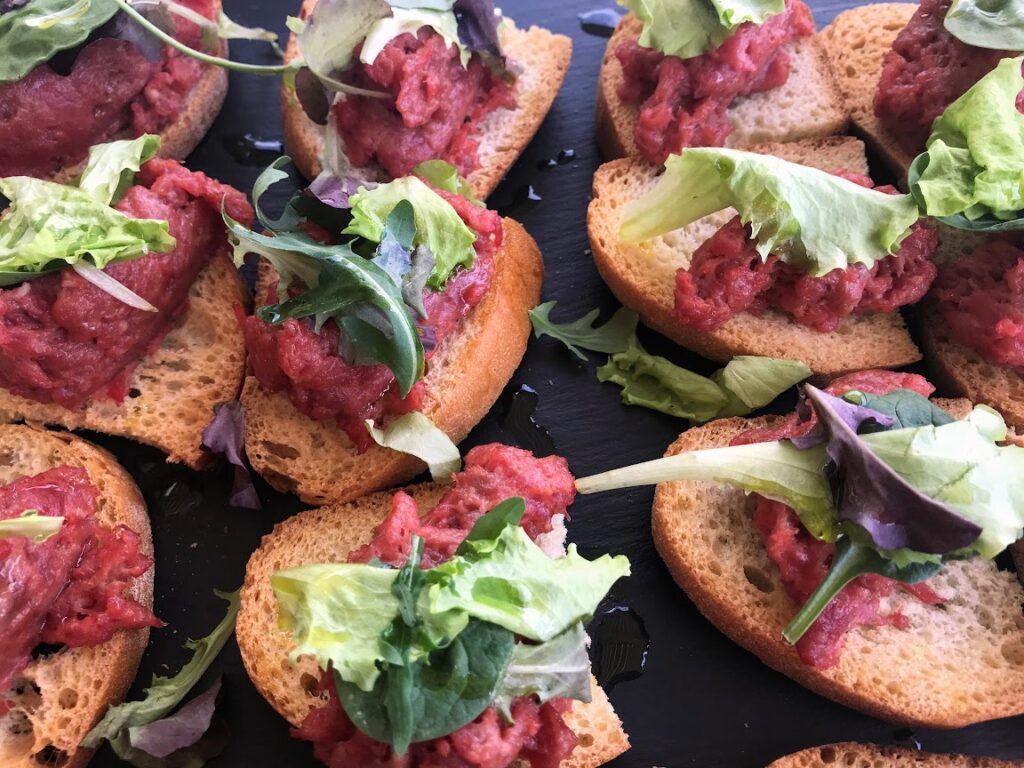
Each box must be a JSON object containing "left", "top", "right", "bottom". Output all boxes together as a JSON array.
[
  {"left": 618, "top": 0, "right": 783, "bottom": 59},
  {"left": 0, "top": 511, "right": 63, "bottom": 543},
  {"left": 529, "top": 301, "right": 639, "bottom": 361},
  {"left": 620, "top": 148, "right": 921, "bottom": 276},
  {"left": 428, "top": 525, "right": 631, "bottom": 641},
  {"left": 361, "top": 7, "right": 468, "bottom": 66},
  {"left": 493, "top": 622, "right": 592, "bottom": 719},
  {"left": 412, "top": 160, "right": 481, "bottom": 204},
  {"left": 944, "top": 0, "right": 1024, "bottom": 50},
  {"left": 78, "top": 135, "right": 162, "bottom": 206},
  {"left": 0, "top": 0, "right": 119, "bottom": 84},
  {"left": 345, "top": 176, "right": 477, "bottom": 289},
  {"left": 713, "top": 355, "right": 812, "bottom": 413},
  {"left": 365, "top": 412, "right": 462, "bottom": 483},
  {"left": 909, "top": 55, "right": 1024, "bottom": 229}
]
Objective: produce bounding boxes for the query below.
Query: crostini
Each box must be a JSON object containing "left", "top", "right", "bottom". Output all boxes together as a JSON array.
[
  {"left": 770, "top": 743, "right": 1022, "bottom": 768},
  {"left": 231, "top": 160, "right": 543, "bottom": 505},
  {"left": 237, "top": 442, "right": 630, "bottom": 768},
  {"left": 588, "top": 137, "right": 932, "bottom": 375},
  {"left": 0, "top": 136, "right": 252, "bottom": 468},
  {"left": 577, "top": 370, "right": 1024, "bottom": 728},
  {"left": 281, "top": 0, "right": 572, "bottom": 199},
  {"left": 595, "top": 0, "right": 847, "bottom": 163},
  {"left": 0, "top": 424, "right": 157, "bottom": 768}
]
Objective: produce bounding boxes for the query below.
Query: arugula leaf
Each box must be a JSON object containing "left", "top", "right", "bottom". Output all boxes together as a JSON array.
[
  {"left": 529, "top": 301, "right": 639, "bottom": 361},
  {"left": 0, "top": 0, "right": 119, "bottom": 84},
  {"left": 365, "top": 412, "right": 462, "bottom": 482},
  {"left": 620, "top": 148, "right": 921, "bottom": 276},
  {"left": 0, "top": 511, "right": 63, "bottom": 543},
  {"left": 944, "top": 0, "right": 1024, "bottom": 50}
]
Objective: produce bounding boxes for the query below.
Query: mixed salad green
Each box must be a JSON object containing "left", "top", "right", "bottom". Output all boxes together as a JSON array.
[{"left": 0, "top": 510, "right": 63, "bottom": 542}]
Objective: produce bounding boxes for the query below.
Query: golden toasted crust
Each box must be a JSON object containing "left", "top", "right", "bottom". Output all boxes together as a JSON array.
[
  {"left": 281, "top": 0, "right": 572, "bottom": 199},
  {"left": 652, "top": 406, "right": 1024, "bottom": 729},
  {"left": 242, "top": 218, "right": 544, "bottom": 505},
  {"left": 769, "top": 743, "right": 1022, "bottom": 768},
  {"left": 237, "top": 484, "right": 629, "bottom": 768},
  {"left": 0, "top": 254, "right": 249, "bottom": 469},
  {"left": 0, "top": 425, "right": 153, "bottom": 768},
  {"left": 819, "top": 3, "right": 918, "bottom": 180},
  {"left": 587, "top": 136, "right": 922, "bottom": 375},
  {"left": 595, "top": 14, "right": 849, "bottom": 161}
]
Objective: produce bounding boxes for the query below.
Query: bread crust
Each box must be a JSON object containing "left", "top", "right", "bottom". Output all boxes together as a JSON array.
[
  {"left": 819, "top": 3, "right": 918, "bottom": 180},
  {"left": 769, "top": 742, "right": 1022, "bottom": 768},
  {"left": 0, "top": 254, "right": 249, "bottom": 469},
  {"left": 595, "top": 14, "right": 849, "bottom": 161},
  {"left": 237, "top": 484, "right": 629, "bottom": 768},
  {"left": 587, "top": 137, "right": 922, "bottom": 375},
  {"left": 652, "top": 407, "right": 1024, "bottom": 729},
  {"left": 242, "top": 218, "right": 544, "bottom": 505},
  {"left": 281, "top": 0, "right": 572, "bottom": 199},
  {"left": 0, "top": 425, "right": 153, "bottom": 768}
]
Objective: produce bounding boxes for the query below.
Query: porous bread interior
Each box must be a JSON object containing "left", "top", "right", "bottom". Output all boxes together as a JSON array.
[
  {"left": 281, "top": 7, "right": 572, "bottom": 200},
  {"left": 236, "top": 484, "right": 630, "bottom": 768},
  {"left": 242, "top": 218, "right": 543, "bottom": 506},
  {"left": 0, "top": 255, "right": 249, "bottom": 469},
  {"left": 768, "top": 742, "right": 1022, "bottom": 768},
  {"left": 587, "top": 135, "right": 922, "bottom": 375},
  {"left": 595, "top": 14, "right": 849, "bottom": 160},
  {"left": 818, "top": 3, "right": 919, "bottom": 179},
  {"left": 0, "top": 425, "right": 153, "bottom": 768},
  {"left": 652, "top": 406, "right": 1024, "bottom": 729}
]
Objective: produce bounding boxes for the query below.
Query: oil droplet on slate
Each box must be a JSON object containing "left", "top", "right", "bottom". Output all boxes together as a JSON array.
[
  {"left": 499, "top": 385, "right": 556, "bottom": 457},
  {"left": 592, "top": 606, "right": 650, "bottom": 689},
  {"left": 223, "top": 133, "right": 284, "bottom": 166},
  {"left": 578, "top": 8, "right": 624, "bottom": 37},
  {"left": 893, "top": 728, "right": 922, "bottom": 751}
]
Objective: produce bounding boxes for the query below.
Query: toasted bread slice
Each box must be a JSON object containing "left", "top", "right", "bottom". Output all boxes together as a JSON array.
[
  {"left": 587, "top": 136, "right": 922, "bottom": 375},
  {"left": 0, "top": 254, "right": 248, "bottom": 469},
  {"left": 769, "top": 743, "right": 1021, "bottom": 768},
  {"left": 652, "top": 403, "right": 1024, "bottom": 729},
  {"left": 237, "top": 483, "right": 630, "bottom": 768},
  {"left": 595, "top": 14, "right": 848, "bottom": 161},
  {"left": 242, "top": 218, "right": 543, "bottom": 506},
  {"left": 281, "top": 2, "right": 572, "bottom": 200},
  {"left": 0, "top": 424, "right": 153, "bottom": 768},
  {"left": 819, "top": 3, "right": 918, "bottom": 179}
]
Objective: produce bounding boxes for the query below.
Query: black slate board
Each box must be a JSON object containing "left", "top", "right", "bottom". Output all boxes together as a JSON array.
[{"left": 85, "top": 2, "right": 1024, "bottom": 767}]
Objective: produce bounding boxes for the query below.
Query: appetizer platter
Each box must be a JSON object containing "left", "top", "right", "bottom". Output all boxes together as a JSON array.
[{"left": 2, "top": 0, "right": 1024, "bottom": 766}]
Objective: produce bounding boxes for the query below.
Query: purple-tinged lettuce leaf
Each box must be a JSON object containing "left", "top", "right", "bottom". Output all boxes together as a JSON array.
[
  {"left": 201, "top": 401, "right": 260, "bottom": 510},
  {"left": 803, "top": 385, "right": 982, "bottom": 554},
  {"left": 454, "top": 0, "right": 502, "bottom": 57},
  {"left": 790, "top": 389, "right": 895, "bottom": 449},
  {"left": 0, "top": 0, "right": 28, "bottom": 12},
  {"left": 308, "top": 171, "right": 361, "bottom": 209},
  {"left": 127, "top": 678, "right": 221, "bottom": 759},
  {"left": 295, "top": 66, "right": 331, "bottom": 125}
]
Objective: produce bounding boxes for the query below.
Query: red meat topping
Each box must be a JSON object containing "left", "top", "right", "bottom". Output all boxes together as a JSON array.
[
  {"left": 732, "top": 370, "right": 943, "bottom": 668},
  {"left": 614, "top": 0, "right": 814, "bottom": 164},
  {"left": 0, "top": 466, "right": 159, "bottom": 711},
  {"left": 674, "top": 173, "right": 938, "bottom": 333},
  {"left": 334, "top": 28, "right": 516, "bottom": 178},
  {"left": 0, "top": 158, "right": 254, "bottom": 409},
  {"left": 242, "top": 189, "right": 502, "bottom": 451},
  {"left": 874, "top": 0, "right": 1015, "bottom": 155},
  {"left": 932, "top": 238, "right": 1024, "bottom": 371},
  {"left": 294, "top": 443, "right": 579, "bottom": 768},
  {"left": 0, "top": 0, "right": 213, "bottom": 179}
]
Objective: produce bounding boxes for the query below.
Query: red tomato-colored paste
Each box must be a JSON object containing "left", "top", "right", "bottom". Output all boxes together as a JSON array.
[
  {"left": 334, "top": 28, "right": 516, "bottom": 178},
  {"left": 732, "top": 370, "right": 943, "bottom": 669},
  {"left": 932, "top": 238, "right": 1024, "bottom": 371},
  {"left": 874, "top": 0, "right": 1015, "bottom": 155},
  {"left": 0, "top": 0, "right": 215, "bottom": 179},
  {"left": 242, "top": 189, "right": 502, "bottom": 452},
  {"left": 0, "top": 158, "right": 254, "bottom": 410},
  {"left": 614, "top": 0, "right": 814, "bottom": 164},
  {"left": 293, "top": 444, "right": 580, "bottom": 768},
  {"left": 0, "top": 466, "right": 159, "bottom": 712},
  {"left": 674, "top": 172, "right": 938, "bottom": 333}
]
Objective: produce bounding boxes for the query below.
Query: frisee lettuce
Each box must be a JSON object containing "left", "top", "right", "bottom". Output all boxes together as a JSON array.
[{"left": 620, "top": 148, "right": 921, "bottom": 276}]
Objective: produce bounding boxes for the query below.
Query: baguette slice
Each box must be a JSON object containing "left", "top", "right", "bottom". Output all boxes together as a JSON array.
[
  {"left": 587, "top": 136, "right": 922, "bottom": 375},
  {"left": 652, "top": 403, "right": 1024, "bottom": 729},
  {"left": 237, "top": 483, "right": 630, "bottom": 768},
  {"left": 0, "top": 424, "right": 153, "bottom": 768},
  {"left": 819, "top": 3, "right": 918, "bottom": 179},
  {"left": 242, "top": 218, "right": 543, "bottom": 506},
  {"left": 0, "top": 254, "right": 249, "bottom": 469},
  {"left": 282, "top": 2, "right": 572, "bottom": 200},
  {"left": 595, "top": 14, "right": 849, "bottom": 161},
  {"left": 769, "top": 743, "right": 1021, "bottom": 768}
]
